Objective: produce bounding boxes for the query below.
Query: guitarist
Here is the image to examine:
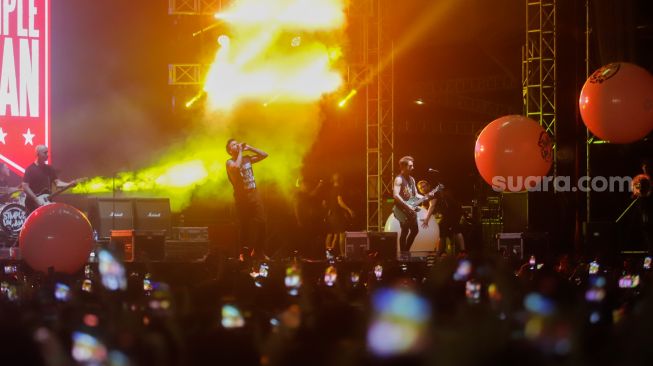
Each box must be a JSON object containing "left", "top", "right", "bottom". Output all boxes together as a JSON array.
[
  {"left": 393, "top": 156, "right": 422, "bottom": 254},
  {"left": 21, "top": 145, "right": 78, "bottom": 213}
]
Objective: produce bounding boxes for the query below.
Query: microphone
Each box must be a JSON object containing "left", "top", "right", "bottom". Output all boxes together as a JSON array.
[{"left": 428, "top": 168, "right": 439, "bottom": 173}]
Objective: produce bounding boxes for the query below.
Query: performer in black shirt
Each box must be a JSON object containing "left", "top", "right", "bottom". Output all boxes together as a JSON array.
[{"left": 225, "top": 139, "right": 269, "bottom": 259}]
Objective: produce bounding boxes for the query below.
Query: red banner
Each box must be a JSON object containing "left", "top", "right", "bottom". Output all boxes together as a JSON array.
[{"left": 0, "top": 0, "right": 50, "bottom": 176}]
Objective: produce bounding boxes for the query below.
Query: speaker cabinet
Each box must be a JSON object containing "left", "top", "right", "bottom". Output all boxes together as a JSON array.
[
  {"left": 345, "top": 231, "right": 369, "bottom": 259},
  {"left": 502, "top": 192, "right": 528, "bottom": 233},
  {"left": 110, "top": 230, "right": 166, "bottom": 262},
  {"left": 134, "top": 198, "right": 171, "bottom": 235},
  {"left": 91, "top": 199, "right": 134, "bottom": 239},
  {"left": 369, "top": 231, "right": 398, "bottom": 260}
]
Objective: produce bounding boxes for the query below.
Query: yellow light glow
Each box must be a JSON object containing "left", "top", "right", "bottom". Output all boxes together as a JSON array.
[
  {"left": 338, "top": 89, "right": 357, "bottom": 108},
  {"left": 203, "top": 0, "right": 345, "bottom": 111},
  {"left": 214, "top": 0, "right": 344, "bottom": 29},
  {"left": 155, "top": 161, "right": 208, "bottom": 188}
]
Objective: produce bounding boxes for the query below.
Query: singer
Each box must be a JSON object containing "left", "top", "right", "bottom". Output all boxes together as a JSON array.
[{"left": 226, "top": 138, "right": 269, "bottom": 260}]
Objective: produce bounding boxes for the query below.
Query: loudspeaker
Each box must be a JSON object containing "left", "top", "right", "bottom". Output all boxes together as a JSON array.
[
  {"left": 345, "top": 231, "right": 369, "bottom": 259},
  {"left": 134, "top": 198, "right": 171, "bottom": 235},
  {"left": 110, "top": 230, "right": 166, "bottom": 262},
  {"left": 91, "top": 199, "right": 134, "bottom": 238},
  {"left": 502, "top": 192, "right": 528, "bottom": 232},
  {"left": 369, "top": 231, "right": 398, "bottom": 260}
]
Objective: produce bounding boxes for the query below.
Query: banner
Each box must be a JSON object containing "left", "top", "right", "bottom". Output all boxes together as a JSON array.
[{"left": 0, "top": 0, "right": 49, "bottom": 175}]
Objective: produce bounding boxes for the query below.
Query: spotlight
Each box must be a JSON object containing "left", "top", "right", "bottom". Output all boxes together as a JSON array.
[
  {"left": 414, "top": 98, "right": 424, "bottom": 105},
  {"left": 291, "top": 36, "right": 301, "bottom": 47},
  {"left": 218, "top": 35, "right": 230, "bottom": 47}
]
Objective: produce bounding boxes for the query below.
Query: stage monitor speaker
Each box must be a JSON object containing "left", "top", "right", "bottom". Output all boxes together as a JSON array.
[
  {"left": 369, "top": 231, "right": 398, "bottom": 260},
  {"left": 134, "top": 198, "right": 171, "bottom": 235},
  {"left": 345, "top": 231, "right": 369, "bottom": 259},
  {"left": 91, "top": 199, "right": 134, "bottom": 239}
]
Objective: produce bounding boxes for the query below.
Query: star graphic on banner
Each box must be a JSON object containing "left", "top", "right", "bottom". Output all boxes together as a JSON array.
[
  {"left": 0, "top": 128, "right": 6, "bottom": 144},
  {"left": 23, "top": 128, "right": 35, "bottom": 145}
]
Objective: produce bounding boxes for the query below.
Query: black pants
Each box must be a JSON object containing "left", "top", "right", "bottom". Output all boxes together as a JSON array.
[
  {"left": 234, "top": 190, "right": 266, "bottom": 255},
  {"left": 399, "top": 216, "right": 419, "bottom": 252}
]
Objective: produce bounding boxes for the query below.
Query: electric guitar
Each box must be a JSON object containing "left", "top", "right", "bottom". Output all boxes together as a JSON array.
[
  {"left": 34, "top": 177, "right": 87, "bottom": 206},
  {"left": 392, "top": 184, "right": 444, "bottom": 224}
]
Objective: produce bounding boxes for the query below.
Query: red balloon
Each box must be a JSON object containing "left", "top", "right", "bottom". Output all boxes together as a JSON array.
[
  {"left": 579, "top": 62, "right": 653, "bottom": 143},
  {"left": 19, "top": 203, "right": 93, "bottom": 274},
  {"left": 475, "top": 115, "right": 553, "bottom": 192}
]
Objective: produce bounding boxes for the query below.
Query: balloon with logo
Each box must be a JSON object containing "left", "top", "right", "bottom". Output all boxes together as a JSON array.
[
  {"left": 474, "top": 115, "right": 553, "bottom": 192},
  {"left": 20, "top": 203, "right": 93, "bottom": 274},
  {"left": 579, "top": 62, "right": 653, "bottom": 143}
]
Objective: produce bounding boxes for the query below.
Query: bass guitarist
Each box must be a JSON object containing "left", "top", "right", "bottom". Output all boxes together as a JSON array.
[
  {"left": 22, "top": 145, "right": 80, "bottom": 214},
  {"left": 393, "top": 156, "right": 422, "bottom": 255}
]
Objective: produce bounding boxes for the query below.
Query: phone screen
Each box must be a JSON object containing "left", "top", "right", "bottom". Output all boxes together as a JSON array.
[
  {"left": 589, "top": 261, "right": 599, "bottom": 275},
  {"left": 618, "top": 275, "right": 640, "bottom": 289},
  {"left": 98, "top": 249, "right": 126, "bottom": 291},
  {"left": 55, "top": 282, "right": 71, "bottom": 302},
  {"left": 644, "top": 257, "right": 651, "bottom": 270},
  {"left": 221, "top": 304, "right": 245, "bottom": 329},
  {"left": 285, "top": 264, "right": 302, "bottom": 296}
]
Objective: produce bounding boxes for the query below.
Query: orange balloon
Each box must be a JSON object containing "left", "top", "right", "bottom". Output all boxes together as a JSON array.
[
  {"left": 474, "top": 115, "right": 553, "bottom": 192},
  {"left": 579, "top": 62, "right": 653, "bottom": 143},
  {"left": 19, "top": 203, "right": 93, "bottom": 274}
]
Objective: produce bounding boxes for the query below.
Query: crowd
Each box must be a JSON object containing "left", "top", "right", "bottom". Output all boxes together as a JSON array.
[{"left": 1, "top": 248, "right": 653, "bottom": 366}]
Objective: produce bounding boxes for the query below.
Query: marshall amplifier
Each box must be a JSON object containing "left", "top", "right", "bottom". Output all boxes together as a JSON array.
[
  {"left": 133, "top": 198, "right": 171, "bottom": 236},
  {"left": 90, "top": 199, "right": 134, "bottom": 239}
]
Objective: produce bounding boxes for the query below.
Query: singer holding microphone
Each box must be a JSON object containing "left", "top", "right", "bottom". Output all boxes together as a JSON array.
[{"left": 226, "top": 138, "right": 269, "bottom": 260}]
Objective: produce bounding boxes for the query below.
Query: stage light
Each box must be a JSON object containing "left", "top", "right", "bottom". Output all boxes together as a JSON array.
[
  {"left": 338, "top": 89, "right": 357, "bottom": 108},
  {"left": 217, "top": 35, "right": 230, "bottom": 47},
  {"left": 414, "top": 98, "right": 424, "bottom": 105},
  {"left": 291, "top": 36, "right": 301, "bottom": 47}
]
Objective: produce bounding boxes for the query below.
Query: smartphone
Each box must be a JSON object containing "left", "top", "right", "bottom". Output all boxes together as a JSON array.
[
  {"left": 324, "top": 265, "right": 337, "bottom": 287},
  {"left": 3, "top": 265, "right": 17, "bottom": 275},
  {"left": 54, "top": 282, "right": 71, "bottom": 302},
  {"left": 143, "top": 273, "right": 153, "bottom": 292},
  {"left": 644, "top": 257, "right": 651, "bottom": 270},
  {"left": 618, "top": 274, "right": 640, "bottom": 289},
  {"left": 373, "top": 264, "right": 383, "bottom": 280},
  {"left": 98, "top": 249, "right": 127, "bottom": 291},
  {"left": 367, "top": 287, "right": 431, "bottom": 357},
  {"left": 465, "top": 280, "right": 481, "bottom": 304},
  {"left": 589, "top": 261, "right": 599, "bottom": 275},
  {"left": 529, "top": 256, "right": 536, "bottom": 270},
  {"left": 81, "top": 279, "right": 93, "bottom": 293},
  {"left": 221, "top": 304, "right": 245, "bottom": 329},
  {"left": 71, "top": 331, "right": 107, "bottom": 364},
  {"left": 284, "top": 264, "right": 302, "bottom": 296},
  {"left": 453, "top": 259, "right": 471, "bottom": 281},
  {"left": 350, "top": 271, "right": 360, "bottom": 285}
]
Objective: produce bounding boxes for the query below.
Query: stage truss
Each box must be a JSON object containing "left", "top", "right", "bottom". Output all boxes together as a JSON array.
[{"left": 522, "top": 0, "right": 557, "bottom": 179}]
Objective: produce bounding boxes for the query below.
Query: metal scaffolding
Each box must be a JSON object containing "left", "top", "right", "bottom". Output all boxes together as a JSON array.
[
  {"left": 168, "top": 0, "right": 222, "bottom": 15},
  {"left": 352, "top": 0, "right": 394, "bottom": 232},
  {"left": 522, "top": 0, "right": 557, "bottom": 178}
]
